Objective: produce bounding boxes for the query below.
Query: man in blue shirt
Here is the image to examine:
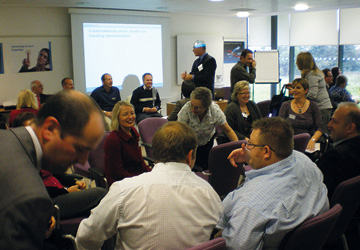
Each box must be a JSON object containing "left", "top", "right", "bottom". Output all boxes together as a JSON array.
[
  {"left": 90, "top": 73, "right": 121, "bottom": 119},
  {"left": 216, "top": 117, "right": 329, "bottom": 250}
]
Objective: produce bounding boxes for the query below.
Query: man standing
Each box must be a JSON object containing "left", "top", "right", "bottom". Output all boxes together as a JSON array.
[
  {"left": 76, "top": 121, "right": 223, "bottom": 250},
  {"left": 317, "top": 102, "right": 360, "bottom": 197},
  {"left": 30, "top": 80, "right": 49, "bottom": 108},
  {"left": 230, "top": 49, "right": 256, "bottom": 94},
  {"left": 130, "top": 72, "right": 162, "bottom": 123},
  {"left": 0, "top": 91, "right": 105, "bottom": 249},
  {"left": 181, "top": 40, "right": 217, "bottom": 96},
  {"left": 216, "top": 117, "right": 328, "bottom": 250},
  {"left": 322, "top": 68, "right": 333, "bottom": 90},
  {"left": 61, "top": 77, "right": 74, "bottom": 90},
  {"left": 90, "top": 73, "right": 121, "bottom": 119}
]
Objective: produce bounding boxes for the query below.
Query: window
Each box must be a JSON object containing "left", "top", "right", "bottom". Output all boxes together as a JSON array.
[{"left": 343, "top": 45, "right": 360, "bottom": 98}]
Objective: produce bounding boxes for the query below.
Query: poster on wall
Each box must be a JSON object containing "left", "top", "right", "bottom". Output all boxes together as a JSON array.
[
  {"left": 224, "top": 41, "right": 245, "bottom": 64},
  {"left": 9, "top": 41, "right": 52, "bottom": 73}
]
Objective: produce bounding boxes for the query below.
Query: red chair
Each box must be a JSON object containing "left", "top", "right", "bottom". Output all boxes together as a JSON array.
[
  {"left": 186, "top": 237, "right": 226, "bottom": 250},
  {"left": 323, "top": 175, "right": 360, "bottom": 250},
  {"left": 138, "top": 117, "right": 168, "bottom": 158},
  {"left": 279, "top": 204, "right": 342, "bottom": 250},
  {"left": 208, "top": 140, "right": 246, "bottom": 199},
  {"left": 293, "top": 133, "right": 310, "bottom": 153}
]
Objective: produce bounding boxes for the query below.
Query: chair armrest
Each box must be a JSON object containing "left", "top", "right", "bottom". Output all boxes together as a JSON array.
[
  {"left": 143, "top": 156, "right": 155, "bottom": 166},
  {"left": 88, "top": 167, "right": 105, "bottom": 178},
  {"left": 64, "top": 173, "right": 83, "bottom": 180},
  {"left": 142, "top": 142, "right": 152, "bottom": 149}
]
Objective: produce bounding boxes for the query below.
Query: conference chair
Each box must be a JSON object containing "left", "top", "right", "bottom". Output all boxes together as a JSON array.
[
  {"left": 256, "top": 99, "right": 271, "bottom": 118},
  {"left": 279, "top": 204, "right": 342, "bottom": 250},
  {"left": 87, "top": 131, "right": 110, "bottom": 189},
  {"left": 72, "top": 161, "right": 92, "bottom": 179},
  {"left": 138, "top": 117, "right": 168, "bottom": 159},
  {"left": 186, "top": 237, "right": 226, "bottom": 250},
  {"left": 323, "top": 175, "right": 360, "bottom": 250},
  {"left": 293, "top": 133, "right": 310, "bottom": 153},
  {"left": 208, "top": 140, "right": 246, "bottom": 199}
]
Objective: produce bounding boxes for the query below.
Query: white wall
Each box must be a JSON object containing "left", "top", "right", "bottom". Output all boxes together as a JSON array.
[
  {"left": 0, "top": 7, "right": 71, "bottom": 104},
  {"left": 0, "top": 7, "right": 246, "bottom": 112}
]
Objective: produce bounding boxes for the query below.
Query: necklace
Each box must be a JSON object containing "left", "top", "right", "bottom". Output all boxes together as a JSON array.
[{"left": 294, "top": 100, "right": 306, "bottom": 113}]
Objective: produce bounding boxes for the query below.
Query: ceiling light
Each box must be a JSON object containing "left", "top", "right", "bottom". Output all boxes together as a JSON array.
[
  {"left": 237, "top": 12, "right": 249, "bottom": 18},
  {"left": 294, "top": 3, "right": 309, "bottom": 11},
  {"left": 209, "top": 0, "right": 224, "bottom": 2}
]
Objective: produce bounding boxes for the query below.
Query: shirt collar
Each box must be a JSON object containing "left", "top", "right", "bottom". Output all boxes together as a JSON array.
[
  {"left": 245, "top": 151, "right": 295, "bottom": 180},
  {"left": 152, "top": 162, "right": 192, "bottom": 172},
  {"left": 25, "top": 126, "right": 43, "bottom": 170},
  {"left": 199, "top": 52, "right": 208, "bottom": 62},
  {"left": 143, "top": 85, "right": 152, "bottom": 91}
]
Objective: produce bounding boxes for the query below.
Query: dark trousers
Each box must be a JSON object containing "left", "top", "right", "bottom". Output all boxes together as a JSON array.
[{"left": 195, "top": 136, "right": 215, "bottom": 171}]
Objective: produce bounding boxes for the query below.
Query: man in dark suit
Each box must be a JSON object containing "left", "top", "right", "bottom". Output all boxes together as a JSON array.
[
  {"left": 30, "top": 80, "right": 51, "bottom": 108},
  {"left": 230, "top": 49, "right": 256, "bottom": 94},
  {"left": 0, "top": 91, "right": 105, "bottom": 249},
  {"left": 181, "top": 40, "right": 217, "bottom": 97},
  {"left": 317, "top": 102, "right": 360, "bottom": 198}
]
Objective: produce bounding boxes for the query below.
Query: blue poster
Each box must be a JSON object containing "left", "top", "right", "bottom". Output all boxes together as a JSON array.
[{"left": 224, "top": 41, "right": 245, "bottom": 64}]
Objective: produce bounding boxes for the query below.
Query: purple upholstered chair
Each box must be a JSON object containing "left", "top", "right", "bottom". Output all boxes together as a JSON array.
[
  {"left": 138, "top": 117, "right": 168, "bottom": 158},
  {"left": 279, "top": 204, "right": 342, "bottom": 250},
  {"left": 208, "top": 140, "right": 246, "bottom": 199},
  {"left": 87, "top": 131, "right": 110, "bottom": 189},
  {"left": 257, "top": 100, "right": 271, "bottom": 118},
  {"left": 323, "top": 175, "right": 360, "bottom": 250},
  {"left": 293, "top": 133, "right": 310, "bottom": 153},
  {"left": 186, "top": 237, "right": 226, "bottom": 250}
]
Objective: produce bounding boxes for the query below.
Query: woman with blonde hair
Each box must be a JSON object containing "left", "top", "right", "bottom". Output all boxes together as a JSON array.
[
  {"left": 296, "top": 51, "right": 333, "bottom": 132},
  {"left": 9, "top": 89, "right": 38, "bottom": 127},
  {"left": 103, "top": 101, "right": 151, "bottom": 186},
  {"left": 218, "top": 81, "right": 261, "bottom": 143}
]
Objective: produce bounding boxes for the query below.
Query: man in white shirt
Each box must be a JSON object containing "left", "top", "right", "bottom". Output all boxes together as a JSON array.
[{"left": 76, "top": 121, "right": 223, "bottom": 250}]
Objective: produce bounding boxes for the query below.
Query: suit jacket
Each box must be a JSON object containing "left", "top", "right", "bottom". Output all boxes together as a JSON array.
[
  {"left": 317, "top": 136, "right": 360, "bottom": 198},
  {"left": 0, "top": 127, "right": 53, "bottom": 249},
  {"left": 39, "top": 93, "right": 52, "bottom": 105},
  {"left": 190, "top": 53, "right": 217, "bottom": 94}
]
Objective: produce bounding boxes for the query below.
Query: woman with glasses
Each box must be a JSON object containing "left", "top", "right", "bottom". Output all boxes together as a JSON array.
[
  {"left": 178, "top": 87, "right": 238, "bottom": 170},
  {"left": 296, "top": 52, "right": 333, "bottom": 133},
  {"left": 19, "top": 48, "right": 51, "bottom": 72},
  {"left": 218, "top": 81, "right": 261, "bottom": 144},
  {"left": 279, "top": 78, "right": 323, "bottom": 151}
]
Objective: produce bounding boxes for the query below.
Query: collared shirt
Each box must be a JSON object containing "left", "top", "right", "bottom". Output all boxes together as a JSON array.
[
  {"left": 217, "top": 150, "right": 329, "bottom": 250},
  {"left": 25, "top": 126, "right": 42, "bottom": 170},
  {"left": 76, "top": 162, "right": 223, "bottom": 250},
  {"left": 177, "top": 101, "right": 226, "bottom": 146},
  {"left": 90, "top": 86, "right": 121, "bottom": 111}
]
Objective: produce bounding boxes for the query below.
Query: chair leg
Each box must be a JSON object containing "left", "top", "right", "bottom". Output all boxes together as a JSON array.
[{"left": 340, "top": 234, "right": 349, "bottom": 250}]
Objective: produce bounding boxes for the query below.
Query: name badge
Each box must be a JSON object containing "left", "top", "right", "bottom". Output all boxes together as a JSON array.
[
  {"left": 111, "top": 97, "right": 116, "bottom": 100},
  {"left": 198, "top": 64, "right": 203, "bottom": 71},
  {"left": 242, "top": 112, "right": 248, "bottom": 118},
  {"left": 289, "top": 114, "right": 296, "bottom": 120}
]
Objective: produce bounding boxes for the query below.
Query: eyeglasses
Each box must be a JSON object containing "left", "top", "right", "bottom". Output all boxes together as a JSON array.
[
  {"left": 191, "top": 103, "right": 204, "bottom": 111},
  {"left": 245, "top": 140, "right": 275, "bottom": 152},
  {"left": 237, "top": 92, "right": 251, "bottom": 95}
]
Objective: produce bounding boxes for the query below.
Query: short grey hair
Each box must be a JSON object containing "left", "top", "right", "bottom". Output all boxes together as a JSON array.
[{"left": 190, "top": 87, "right": 212, "bottom": 109}]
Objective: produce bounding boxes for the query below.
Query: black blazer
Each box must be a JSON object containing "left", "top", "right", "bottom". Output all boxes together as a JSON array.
[
  {"left": 317, "top": 136, "right": 360, "bottom": 197},
  {"left": 190, "top": 53, "right": 217, "bottom": 94}
]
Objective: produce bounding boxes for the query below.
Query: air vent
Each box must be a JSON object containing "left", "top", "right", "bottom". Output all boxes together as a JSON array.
[{"left": 230, "top": 8, "right": 256, "bottom": 12}]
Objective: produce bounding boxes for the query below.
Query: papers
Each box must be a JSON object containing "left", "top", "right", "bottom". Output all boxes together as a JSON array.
[{"left": 305, "top": 143, "right": 320, "bottom": 154}]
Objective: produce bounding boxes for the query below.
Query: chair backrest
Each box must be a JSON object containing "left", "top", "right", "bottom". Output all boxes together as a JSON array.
[
  {"left": 208, "top": 140, "right": 246, "bottom": 199},
  {"left": 293, "top": 133, "right": 310, "bottom": 153},
  {"left": 257, "top": 100, "right": 271, "bottom": 118},
  {"left": 88, "top": 131, "right": 111, "bottom": 172},
  {"left": 326, "top": 175, "right": 360, "bottom": 245},
  {"left": 279, "top": 204, "right": 343, "bottom": 250},
  {"left": 72, "top": 161, "right": 92, "bottom": 179},
  {"left": 138, "top": 117, "right": 168, "bottom": 158},
  {"left": 186, "top": 237, "right": 226, "bottom": 250}
]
